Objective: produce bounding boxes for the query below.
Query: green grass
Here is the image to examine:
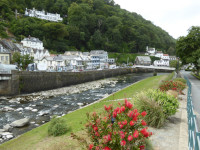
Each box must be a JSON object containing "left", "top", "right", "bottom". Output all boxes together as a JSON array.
[{"left": 0, "top": 74, "right": 169, "bottom": 150}]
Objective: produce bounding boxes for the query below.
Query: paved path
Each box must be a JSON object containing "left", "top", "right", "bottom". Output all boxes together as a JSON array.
[
  {"left": 150, "top": 88, "right": 188, "bottom": 150},
  {"left": 181, "top": 70, "right": 200, "bottom": 130}
]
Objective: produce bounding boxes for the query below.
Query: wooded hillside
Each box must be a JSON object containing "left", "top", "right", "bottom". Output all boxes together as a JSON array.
[{"left": 0, "top": 0, "right": 176, "bottom": 54}]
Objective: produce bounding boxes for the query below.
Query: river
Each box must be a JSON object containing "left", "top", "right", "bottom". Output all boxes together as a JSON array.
[{"left": 0, "top": 72, "right": 168, "bottom": 143}]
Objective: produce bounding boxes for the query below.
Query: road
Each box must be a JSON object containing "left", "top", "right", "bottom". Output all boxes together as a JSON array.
[{"left": 181, "top": 70, "right": 200, "bottom": 130}]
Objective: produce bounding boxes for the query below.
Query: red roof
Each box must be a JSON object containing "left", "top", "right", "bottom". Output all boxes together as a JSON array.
[{"left": 163, "top": 54, "right": 169, "bottom": 56}]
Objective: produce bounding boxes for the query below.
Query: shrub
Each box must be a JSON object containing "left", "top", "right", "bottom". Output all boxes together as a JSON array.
[
  {"left": 174, "top": 78, "right": 186, "bottom": 84},
  {"left": 134, "top": 89, "right": 179, "bottom": 128},
  {"left": 48, "top": 116, "right": 68, "bottom": 136},
  {"left": 86, "top": 100, "right": 152, "bottom": 150},
  {"left": 134, "top": 92, "right": 165, "bottom": 128},
  {"left": 159, "top": 80, "right": 186, "bottom": 93}
]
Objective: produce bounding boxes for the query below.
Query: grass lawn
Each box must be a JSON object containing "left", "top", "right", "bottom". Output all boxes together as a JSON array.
[{"left": 0, "top": 74, "right": 171, "bottom": 150}]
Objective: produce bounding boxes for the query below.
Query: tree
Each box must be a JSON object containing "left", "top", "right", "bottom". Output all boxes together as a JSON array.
[
  {"left": 12, "top": 52, "right": 34, "bottom": 70},
  {"left": 176, "top": 26, "right": 200, "bottom": 75}
]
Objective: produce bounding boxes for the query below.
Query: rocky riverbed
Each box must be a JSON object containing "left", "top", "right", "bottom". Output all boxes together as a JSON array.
[{"left": 0, "top": 72, "right": 168, "bottom": 144}]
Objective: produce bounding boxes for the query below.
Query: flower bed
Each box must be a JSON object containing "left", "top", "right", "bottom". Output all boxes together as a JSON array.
[{"left": 86, "top": 100, "right": 152, "bottom": 150}]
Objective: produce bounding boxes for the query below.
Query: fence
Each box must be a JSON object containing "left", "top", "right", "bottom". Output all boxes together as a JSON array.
[{"left": 185, "top": 77, "right": 200, "bottom": 150}]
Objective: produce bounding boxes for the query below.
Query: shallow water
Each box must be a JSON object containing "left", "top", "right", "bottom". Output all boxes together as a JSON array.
[{"left": 0, "top": 72, "right": 168, "bottom": 140}]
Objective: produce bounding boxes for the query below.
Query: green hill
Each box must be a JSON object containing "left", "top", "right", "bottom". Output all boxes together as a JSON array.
[{"left": 0, "top": 0, "right": 175, "bottom": 54}]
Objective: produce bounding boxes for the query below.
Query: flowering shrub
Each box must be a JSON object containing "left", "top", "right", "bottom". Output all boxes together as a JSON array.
[
  {"left": 86, "top": 100, "right": 152, "bottom": 150},
  {"left": 159, "top": 80, "right": 186, "bottom": 93}
]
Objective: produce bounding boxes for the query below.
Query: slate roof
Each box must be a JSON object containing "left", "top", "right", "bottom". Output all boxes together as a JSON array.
[
  {"left": 136, "top": 56, "right": 151, "bottom": 62},
  {"left": 22, "top": 37, "right": 42, "bottom": 43}
]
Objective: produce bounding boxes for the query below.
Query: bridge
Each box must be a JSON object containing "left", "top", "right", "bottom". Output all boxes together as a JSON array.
[{"left": 133, "top": 65, "right": 175, "bottom": 71}]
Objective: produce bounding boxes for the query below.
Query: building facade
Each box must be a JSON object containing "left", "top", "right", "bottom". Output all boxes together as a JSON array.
[
  {"left": 0, "top": 44, "right": 11, "bottom": 64},
  {"left": 25, "top": 8, "right": 63, "bottom": 22}
]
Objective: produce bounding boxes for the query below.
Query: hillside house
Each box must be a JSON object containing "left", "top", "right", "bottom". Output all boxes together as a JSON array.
[
  {"left": 0, "top": 44, "right": 11, "bottom": 64},
  {"left": 135, "top": 56, "right": 151, "bottom": 66},
  {"left": 25, "top": 8, "right": 63, "bottom": 22}
]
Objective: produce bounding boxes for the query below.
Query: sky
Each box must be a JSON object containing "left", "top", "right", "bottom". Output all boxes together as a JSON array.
[{"left": 114, "top": 0, "right": 200, "bottom": 39}]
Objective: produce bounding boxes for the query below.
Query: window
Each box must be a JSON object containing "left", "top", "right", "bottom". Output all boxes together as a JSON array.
[
  {"left": 6, "top": 56, "right": 8, "bottom": 61},
  {"left": 1, "top": 56, "right": 4, "bottom": 61}
]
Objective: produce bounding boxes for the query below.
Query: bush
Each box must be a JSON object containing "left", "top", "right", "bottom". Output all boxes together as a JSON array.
[
  {"left": 48, "top": 116, "right": 68, "bottom": 136},
  {"left": 159, "top": 80, "right": 186, "bottom": 93},
  {"left": 86, "top": 100, "right": 152, "bottom": 150},
  {"left": 174, "top": 78, "right": 186, "bottom": 84},
  {"left": 134, "top": 89, "right": 179, "bottom": 128},
  {"left": 134, "top": 92, "right": 165, "bottom": 128}
]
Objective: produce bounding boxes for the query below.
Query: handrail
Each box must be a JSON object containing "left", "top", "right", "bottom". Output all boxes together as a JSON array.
[{"left": 185, "top": 76, "right": 200, "bottom": 150}]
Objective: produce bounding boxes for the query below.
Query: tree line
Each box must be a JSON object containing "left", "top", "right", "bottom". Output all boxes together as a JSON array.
[{"left": 0, "top": 0, "right": 176, "bottom": 54}]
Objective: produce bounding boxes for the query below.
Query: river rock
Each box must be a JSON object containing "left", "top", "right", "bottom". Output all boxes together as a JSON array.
[
  {"left": 0, "top": 129, "right": 5, "bottom": 133},
  {"left": 25, "top": 107, "right": 33, "bottom": 110},
  {"left": 38, "top": 110, "right": 50, "bottom": 116},
  {"left": 3, "top": 124, "right": 11, "bottom": 132},
  {"left": 77, "top": 103, "right": 83, "bottom": 106},
  {"left": 3, "top": 106, "right": 14, "bottom": 112},
  {"left": 32, "top": 109, "right": 38, "bottom": 112},
  {"left": 10, "top": 118, "right": 29, "bottom": 128},
  {"left": 16, "top": 108, "right": 23, "bottom": 111}
]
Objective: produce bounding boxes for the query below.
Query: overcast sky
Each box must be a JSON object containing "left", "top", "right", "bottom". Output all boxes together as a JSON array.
[{"left": 114, "top": 0, "right": 200, "bottom": 39}]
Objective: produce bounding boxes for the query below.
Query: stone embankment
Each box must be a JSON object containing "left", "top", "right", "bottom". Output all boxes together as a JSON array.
[{"left": 0, "top": 77, "right": 117, "bottom": 104}]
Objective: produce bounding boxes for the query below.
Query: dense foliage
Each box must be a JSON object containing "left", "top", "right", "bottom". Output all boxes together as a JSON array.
[
  {"left": 176, "top": 26, "right": 200, "bottom": 75},
  {"left": 135, "top": 89, "right": 179, "bottom": 128},
  {"left": 12, "top": 52, "right": 34, "bottom": 70},
  {"left": 86, "top": 100, "right": 152, "bottom": 150},
  {"left": 48, "top": 116, "right": 68, "bottom": 136},
  {"left": 0, "top": 0, "right": 175, "bottom": 53}
]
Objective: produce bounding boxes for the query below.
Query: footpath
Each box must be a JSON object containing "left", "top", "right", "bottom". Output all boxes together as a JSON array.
[{"left": 149, "top": 88, "right": 188, "bottom": 150}]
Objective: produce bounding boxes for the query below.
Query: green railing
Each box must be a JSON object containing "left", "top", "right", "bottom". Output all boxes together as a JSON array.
[{"left": 185, "top": 77, "right": 200, "bottom": 150}]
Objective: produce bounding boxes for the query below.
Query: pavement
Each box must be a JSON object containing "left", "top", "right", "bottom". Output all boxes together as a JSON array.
[
  {"left": 149, "top": 87, "right": 188, "bottom": 150},
  {"left": 181, "top": 70, "right": 200, "bottom": 130}
]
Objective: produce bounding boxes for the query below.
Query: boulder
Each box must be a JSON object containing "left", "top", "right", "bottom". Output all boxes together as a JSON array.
[
  {"left": 3, "top": 124, "right": 11, "bottom": 132},
  {"left": 16, "top": 108, "right": 23, "bottom": 111},
  {"left": 10, "top": 118, "right": 29, "bottom": 128}
]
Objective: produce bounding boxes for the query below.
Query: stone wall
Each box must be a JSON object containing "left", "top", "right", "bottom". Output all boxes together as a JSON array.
[
  {"left": 0, "top": 68, "right": 173, "bottom": 96},
  {"left": 10, "top": 68, "right": 133, "bottom": 95}
]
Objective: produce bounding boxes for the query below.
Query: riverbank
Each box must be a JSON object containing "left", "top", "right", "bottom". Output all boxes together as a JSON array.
[{"left": 0, "top": 74, "right": 170, "bottom": 150}]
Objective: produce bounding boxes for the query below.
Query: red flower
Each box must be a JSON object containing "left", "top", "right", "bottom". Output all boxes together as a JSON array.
[
  {"left": 93, "top": 126, "right": 98, "bottom": 131},
  {"left": 119, "top": 131, "right": 125, "bottom": 139},
  {"left": 133, "top": 130, "right": 139, "bottom": 138},
  {"left": 128, "top": 135, "right": 133, "bottom": 141},
  {"left": 140, "top": 145, "right": 145, "bottom": 150},
  {"left": 130, "top": 120, "right": 134, "bottom": 126},
  {"left": 141, "top": 120, "right": 147, "bottom": 126},
  {"left": 95, "top": 132, "right": 100, "bottom": 136},
  {"left": 125, "top": 99, "right": 133, "bottom": 109},
  {"left": 140, "top": 128, "right": 149, "bottom": 137},
  {"left": 103, "top": 147, "right": 111, "bottom": 150},
  {"left": 103, "top": 134, "right": 112, "bottom": 143},
  {"left": 89, "top": 144, "right": 93, "bottom": 150},
  {"left": 141, "top": 111, "right": 147, "bottom": 117},
  {"left": 122, "top": 120, "right": 127, "bottom": 125},
  {"left": 121, "top": 140, "right": 126, "bottom": 146},
  {"left": 120, "top": 124, "right": 124, "bottom": 129},
  {"left": 120, "top": 106, "right": 125, "bottom": 112},
  {"left": 104, "top": 104, "right": 112, "bottom": 111}
]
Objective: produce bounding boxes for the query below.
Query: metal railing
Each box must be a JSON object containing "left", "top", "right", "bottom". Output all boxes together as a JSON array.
[{"left": 185, "top": 77, "right": 200, "bottom": 150}]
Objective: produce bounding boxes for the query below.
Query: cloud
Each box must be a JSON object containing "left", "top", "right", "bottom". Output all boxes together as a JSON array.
[{"left": 114, "top": 0, "right": 200, "bottom": 39}]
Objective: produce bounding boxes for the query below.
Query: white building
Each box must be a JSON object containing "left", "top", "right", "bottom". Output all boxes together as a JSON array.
[
  {"left": 21, "top": 37, "right": 44, "bottom": 50},
  {"left": 154, "top": 54, "right": 170, "bottom": 67},
  {"left": 146, "top": 46, "right": 156, "bottom": 56},
  {"left": 25, "top": 8, "right": 63, "bottom": 22},
  {"left": 155, "top": 51, "right": 163, "bottom": 58},
  {"left": 20, "top": 36, "right": 50, "bottom": 60},
  {"left": 90, "top": 50, "right": 109, "bottom": 69}
]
